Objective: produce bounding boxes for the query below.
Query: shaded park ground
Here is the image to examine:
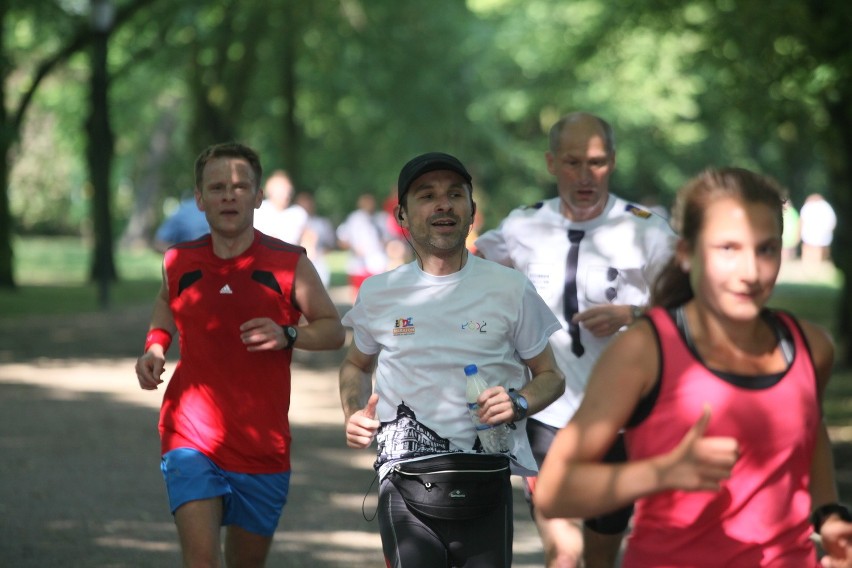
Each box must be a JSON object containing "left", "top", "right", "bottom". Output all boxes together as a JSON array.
[
  {"left": 0, "top": 294, "right": 545, "bottom": 567},
  {"left": 2, "top": 258, "right": 851, "bottom": 567}
]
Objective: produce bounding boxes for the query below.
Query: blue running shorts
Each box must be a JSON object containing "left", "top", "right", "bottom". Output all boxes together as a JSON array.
[{"left": 160, "top": 448, "right": 291, "bottom": 536}]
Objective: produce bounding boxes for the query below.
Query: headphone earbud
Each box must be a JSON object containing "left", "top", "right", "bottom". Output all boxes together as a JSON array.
[{"left": 397, "top": 210, "right": 405, "bottom": 221}]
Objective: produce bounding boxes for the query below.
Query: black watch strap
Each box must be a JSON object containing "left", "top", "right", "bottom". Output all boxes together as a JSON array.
[
  {"left": 631, "top": 305, "right": 643, "bottom": 321},
  {"left": 281, "top": 325, "right": 298, "bottom": 350},
  {"left": 811, "top": 502, "right": 852, "bottom": 533},
  {"left": 508, "top": 388, "right": 528, "bottom": 422}
]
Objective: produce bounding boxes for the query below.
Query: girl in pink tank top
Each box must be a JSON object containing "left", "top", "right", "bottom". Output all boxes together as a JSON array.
[{"left": 534, "top": 168, "right": 852, "bottom": 567}]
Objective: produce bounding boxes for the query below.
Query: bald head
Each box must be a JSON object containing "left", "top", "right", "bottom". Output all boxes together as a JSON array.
[
  {"left": 546, "top": 112, "right": 617, "bottom": 221},
  {"left": 548, "top": 113, "right": 615, "bottom": 157}
]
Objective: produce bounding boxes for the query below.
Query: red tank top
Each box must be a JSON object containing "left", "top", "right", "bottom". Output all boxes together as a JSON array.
[
  {"left": 159, "top": 231, "right": 303, "bottom": 473},
  {"left": 622, "top": 307, "right": 820, "bottom": 567}
]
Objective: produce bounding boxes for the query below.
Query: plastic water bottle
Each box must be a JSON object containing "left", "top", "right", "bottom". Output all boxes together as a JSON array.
[{"left": 464, "top": 364, "right": 511, "bottom": 453}]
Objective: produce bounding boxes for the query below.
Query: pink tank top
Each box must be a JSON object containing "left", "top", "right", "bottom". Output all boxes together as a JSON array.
[{"left": 622, "top": 307, "right": 820, "bottom": 567}]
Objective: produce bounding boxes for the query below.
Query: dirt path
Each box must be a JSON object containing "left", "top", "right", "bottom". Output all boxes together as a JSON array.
[
  {"left": 0, "top": 302, "right": 544, "bottom": 567},
  {"left": 5, "top": 266, "right": 848, "bottom": 567}
]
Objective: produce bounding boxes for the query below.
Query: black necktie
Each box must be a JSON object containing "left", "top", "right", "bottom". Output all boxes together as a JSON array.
[{"left": 565, "top": 229, "right": 585, "bottom": 357}]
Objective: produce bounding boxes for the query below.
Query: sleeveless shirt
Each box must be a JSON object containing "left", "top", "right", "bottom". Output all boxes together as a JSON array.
[
  {"left": 622, "top": 307, "right": 820, "bottom": 567},
  {"left": 159, "top": 230, "right": 303, "bottom": 473}
]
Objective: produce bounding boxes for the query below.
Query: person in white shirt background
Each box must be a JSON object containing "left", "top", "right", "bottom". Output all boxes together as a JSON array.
[
  {"left": 336, "top": 192, "right": 389, "bottom": 301},
  {"left": 476, "top": 112, "right": 676, "bottom": 568},
  {"left": 254, "top": 169, "right": 309, "bottom": 245},
  {"left": 799, "top": 193, "right": 837, "bottom": 266}
]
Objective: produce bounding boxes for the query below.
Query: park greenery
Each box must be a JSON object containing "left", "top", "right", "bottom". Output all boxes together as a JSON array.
[{"left": 1, "top": 0, "right": 850, "bottom": 361}]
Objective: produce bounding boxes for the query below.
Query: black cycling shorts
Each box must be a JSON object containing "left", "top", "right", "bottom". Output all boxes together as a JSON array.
[
  {"left": 377, "top": 476, "right": 513, "bottom": 567},
  {"left": 524, "top": 418, "right": 633, "bottom": 535}
]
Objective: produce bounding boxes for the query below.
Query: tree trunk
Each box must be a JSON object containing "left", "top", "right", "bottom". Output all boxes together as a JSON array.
[
  {"left": 0, "top": 0, "right": 156, "bottom": 290},
  {"left": 280, "top": 0, "right": 299, "bottom": 183},
  {"left": 0, "top": 1, "right": 15, "bottom": 288},
  {"left": 86, "top": 19, "right": 117, "bottom": 309}
]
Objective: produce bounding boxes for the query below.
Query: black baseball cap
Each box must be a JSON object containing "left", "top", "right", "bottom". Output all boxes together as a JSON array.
[{"left": 397, "top": 152, "right": 473, "bottom": 204}]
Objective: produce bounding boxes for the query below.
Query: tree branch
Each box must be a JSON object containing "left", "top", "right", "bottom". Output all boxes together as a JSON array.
[{"left": 12, "top": 0, "right": 161, "bottom": 132}]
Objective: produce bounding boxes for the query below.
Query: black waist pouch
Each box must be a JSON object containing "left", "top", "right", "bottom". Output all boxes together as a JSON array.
[{"left": 388, "top": 453, "right": 510, "bottom": 520}]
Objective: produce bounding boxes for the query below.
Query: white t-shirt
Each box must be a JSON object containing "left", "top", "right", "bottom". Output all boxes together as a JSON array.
[
  {"left": 476, "top": 194, "right": 676, "bottom": 428},
  {"left": 254, "top": 202, "right": 309, "bottom": 245},
  {"left": 336, "top": 209, "right": 388, "bottom": 275},
  {"left": 342, "top": 254, "right": 561, "bottom": 478},
  {"left": 799, "top": 199, "right": 837, "bottom": 247}
]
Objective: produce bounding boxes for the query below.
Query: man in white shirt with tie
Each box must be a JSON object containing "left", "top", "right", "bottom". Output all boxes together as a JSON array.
[{"left": 476, "top": 112, "right": 676, "bottom": 568}]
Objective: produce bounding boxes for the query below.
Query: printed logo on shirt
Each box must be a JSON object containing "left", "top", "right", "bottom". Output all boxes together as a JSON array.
[
  {"left": 625, "top": 204, "right": 652, "bottom": 219},
  {"left": 219, "top": 284, "right": 233, "bottom": 294},
  {"left": 461, "top": 320, "right": 487, "bottom": 333},
  {"left": 393, "top": 317, "right": 415, "bottom": 336},
  {"left": 527, "top": 263, "right": 556, "bottom": 294}
]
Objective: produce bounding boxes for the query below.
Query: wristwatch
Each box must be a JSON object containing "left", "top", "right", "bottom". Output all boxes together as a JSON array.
[
  {"left": 630, "top": 305, "right": 643, "bottom": 322},
  {"left": 508, "top": 388, "right": 528, "bottom": 422},
  {"left": 281, "top": 325, "right": 298, "bottom": 350}
]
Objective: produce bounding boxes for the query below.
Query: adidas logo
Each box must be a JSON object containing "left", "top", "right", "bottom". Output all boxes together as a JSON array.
[{"left": 219, "top": 284, "right": 233, "bottom": 294}]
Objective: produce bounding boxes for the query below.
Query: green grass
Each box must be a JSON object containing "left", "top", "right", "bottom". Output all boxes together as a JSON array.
[
  {"left": 769, "top": 282, "right": 843, "bottom": 337},
  {"left": 0, "top": 237, "right": 351, "bottom": 318},
  {"left": 0, "top": 237, "right": 161, "bottom": 317},
  {"left": 9, "top": 236, "right": 159, "bottom": 284},
  {"left": 0, "top": 280, "right": 161, "bottom": 317},
  {"left": 8, "top": 236, "right": 164, "bottom": 284}
]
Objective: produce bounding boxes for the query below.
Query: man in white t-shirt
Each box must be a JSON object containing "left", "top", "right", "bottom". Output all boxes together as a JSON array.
[
  {"left": 253, "top": 169, "right": 309, "bottom": 244},
  {"left": 336, "top": 193, "right": 389, "bottom": 301},
  {"left": 799, "top": 193, "right": 837, "bottom": 265},
  {"left": 476, "top": 113, "right": 676, "bottom": 568},
  {"left": 340, "top": 152, "right": 565, "bottom": 568}
]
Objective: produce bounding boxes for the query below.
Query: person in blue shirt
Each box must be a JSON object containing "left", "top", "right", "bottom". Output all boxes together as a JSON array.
[{"left": 153, "top": 194, "right": 210, "bottom": 252}]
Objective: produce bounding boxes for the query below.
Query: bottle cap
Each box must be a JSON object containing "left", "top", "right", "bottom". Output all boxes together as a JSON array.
[{"left": 464, "top": 364, "right": 478, "bottom": 376}]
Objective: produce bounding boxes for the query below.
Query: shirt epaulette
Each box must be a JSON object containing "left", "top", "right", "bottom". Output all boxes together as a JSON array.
[
  {"left": 625, "top": 204, "right": 652, "bottom": 219},
  {"left": 524, "top": 201, "right": 545, "bottom": 210}
]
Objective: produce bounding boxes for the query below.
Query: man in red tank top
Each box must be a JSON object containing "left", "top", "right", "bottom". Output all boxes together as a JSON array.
[{"left": 135, "top": 142, "right": 344, "bottom": 567}]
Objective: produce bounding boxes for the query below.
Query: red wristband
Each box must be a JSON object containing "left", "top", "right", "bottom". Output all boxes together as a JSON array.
[{"left": 144, "top": 328, "right": 173, "bottom": 353}]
